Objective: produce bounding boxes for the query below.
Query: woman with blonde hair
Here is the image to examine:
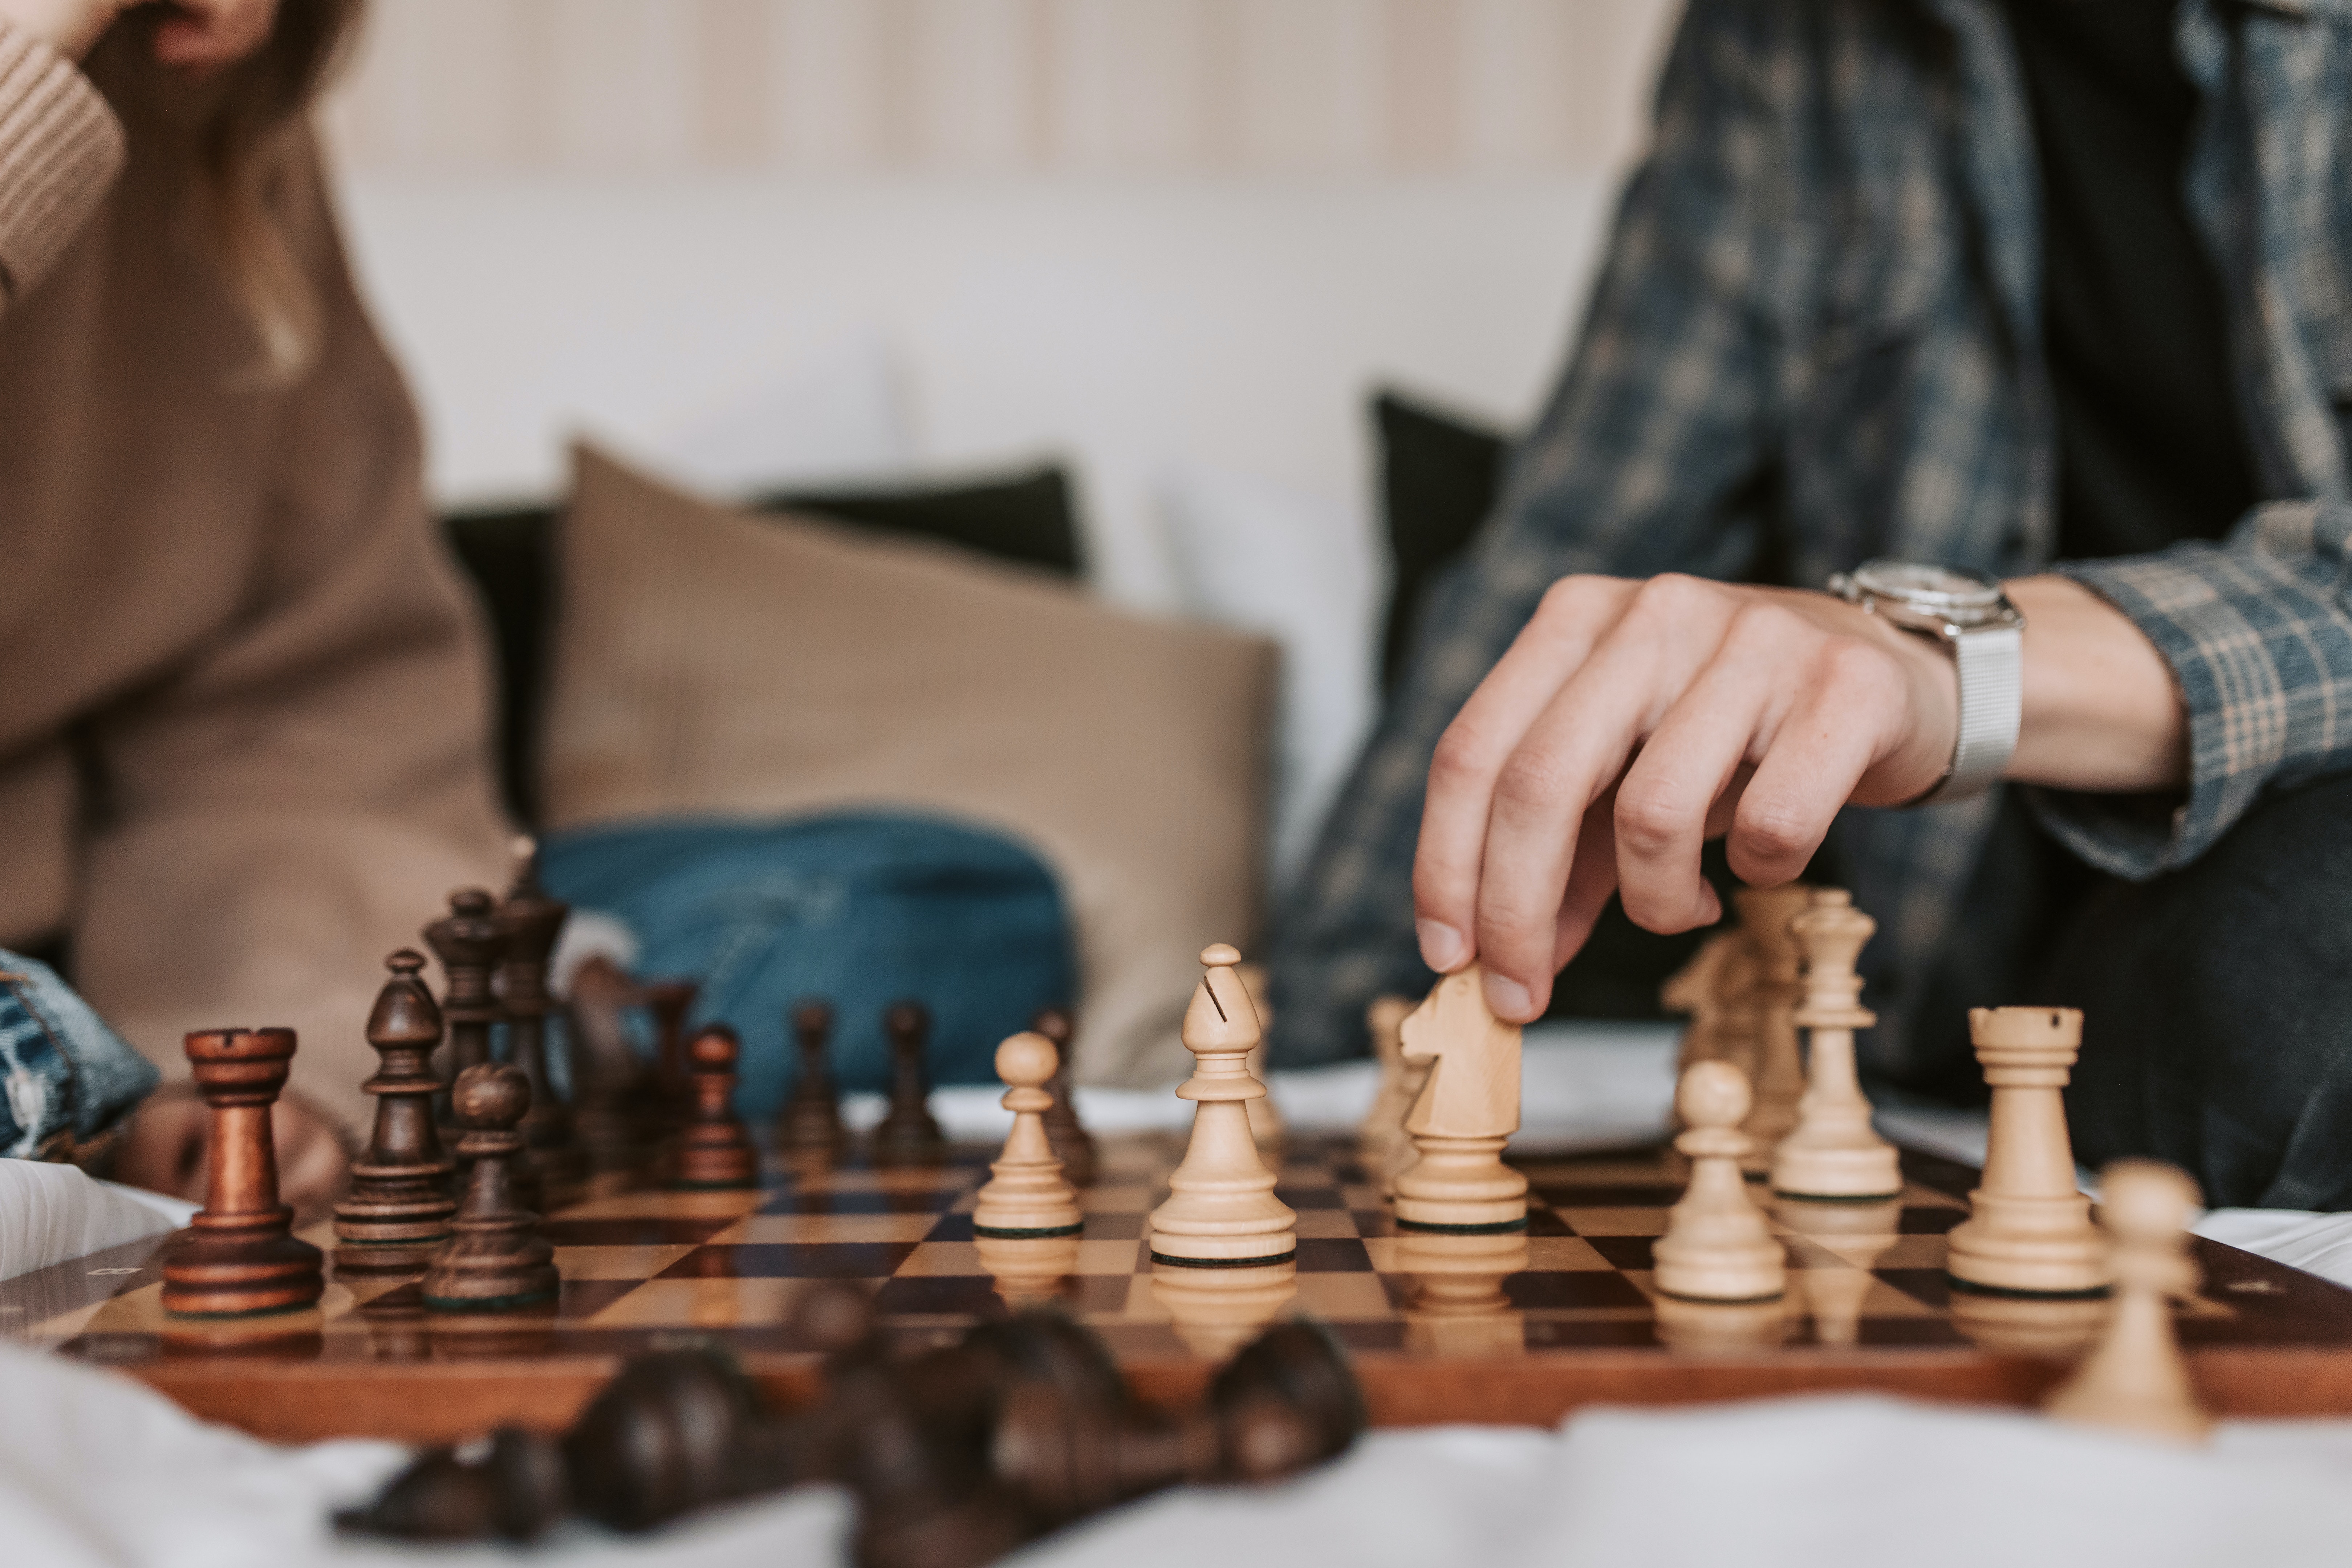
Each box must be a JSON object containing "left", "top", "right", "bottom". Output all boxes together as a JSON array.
[{"left": 0, "top": 0, "right": 508, "bottom": 1205}]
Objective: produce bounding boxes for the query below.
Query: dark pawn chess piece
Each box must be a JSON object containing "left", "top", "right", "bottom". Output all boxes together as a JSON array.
[
  {"left": 162, "top": 1027, "right": 325, "bottom": 1318},
  {"left": 423, "top": 1064, "right": 559, "bottom": 1313},
  {"left": 334, "top": 1426, "right": 568, "bottom": 1543},
  {"left": 672, "top": 1025, "right": 760, "bottom": 1190},
  {"left": 498, "top": 849, "right": 587, "bottom": 1190},
  {"left": 335, "top": 952, "right": 459, "bottom": 1275},
  {"left": 870, "top": 1002, "right": 945, "bottom": 1166},
  {"left": 775, "top": 999, "right": 846, "bottom": 1157},
  {"left": 1032, "top": 1007, "right": 1097, "bottom": 1188}
]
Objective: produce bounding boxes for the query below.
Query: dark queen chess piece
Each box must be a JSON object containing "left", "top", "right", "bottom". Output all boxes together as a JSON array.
[
  {"left": 423, "top": 1064, "right": 560, "bottom": 1314},
  {"left": 671, "top": 1025, "right": 760, "bottom": 1190},
  {"left": 869, "top": 1001, "right": 945, "bottom": 1166},
  {"left": 161, "top": 1028, "right": 325, "bottom": 1318},
  {"left": 1033, "top": 1007, "right": 1098, "bottom": 1188},
  {"left": 497, "top": 850, "right": 588, "bottom": 1190},
  {"left": 775, "top": 999, "right": 846, "bottom": 1157},
  {"left": 334, "top": 952, "right": 459, "bottom": 1275}
]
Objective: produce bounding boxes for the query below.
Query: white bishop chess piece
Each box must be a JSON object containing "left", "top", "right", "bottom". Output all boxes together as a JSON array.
[{"left": 1146, "top": 945, "right": 1297, "bottom": 1266}]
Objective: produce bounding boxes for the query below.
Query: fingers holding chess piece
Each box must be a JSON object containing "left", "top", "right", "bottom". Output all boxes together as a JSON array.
[
  {"left": 776, "top": 999, "right": 846, "bottom": 1158},
  {"left": 2045, "top": 1160, "right": 2211, "bottom": 1443},
  {"left": 672, "top": 1025, "right": 760, "bottom": 1190},
  {"left": 1653, "top": 1061, "right": 1787, "bottom": 1304},
  {"left": 1033, "top": 1006, "right": 1098, "bottom": 1189},
  {"left": 974, "top": 1033, "right": 1082, "bottom": 1239},
  {"left": 424, "top": 1064, "right": 560, "bottom": 1313},
  {"left": 162, "top": 1027, "right": 326, "bottom": 1317},
  {"left": 336, "top": 952, "right": 459, "bottom": 1275},
  {"left": 1392, "top": 966, "right": 1529, "bottom": 1233},
  {"left": 871, "top": 1001, "right": 946, "bottom": 1166}
]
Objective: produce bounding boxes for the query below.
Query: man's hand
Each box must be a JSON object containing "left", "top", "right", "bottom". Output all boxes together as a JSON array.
[
  {"left": 115, "top": 1084, "right": 351, "bottom": 1218},
  {"left": 0, "top": 0, "right": 278, "bottom": 65},
  {"left": 1415, "top": 571, "right": 2189, "bottom": 1025}
]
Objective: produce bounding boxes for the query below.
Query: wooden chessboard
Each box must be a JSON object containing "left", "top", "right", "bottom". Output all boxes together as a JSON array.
[{"left": 9, "top": 1133, "right": 2352, "bottom": 1443}]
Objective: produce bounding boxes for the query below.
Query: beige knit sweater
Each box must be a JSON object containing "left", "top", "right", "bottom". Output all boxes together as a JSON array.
[{"left": 0, "top": 22, "right": 511, "bottom": 1132}]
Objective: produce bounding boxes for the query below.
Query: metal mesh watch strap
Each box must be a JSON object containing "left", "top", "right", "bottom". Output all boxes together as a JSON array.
[{"left": 1922, "top": 622, "right": 2023, "bottom": 804}]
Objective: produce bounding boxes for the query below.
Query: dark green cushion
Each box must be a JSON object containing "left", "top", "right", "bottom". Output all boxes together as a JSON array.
[{"left": 441, "top": 466, "right": 1086, "bottom": 824}]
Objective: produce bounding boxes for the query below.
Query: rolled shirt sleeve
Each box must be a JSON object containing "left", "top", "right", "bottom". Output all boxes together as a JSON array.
[{"left": 0, "top": 20, "right": 121, "bottom": 306}]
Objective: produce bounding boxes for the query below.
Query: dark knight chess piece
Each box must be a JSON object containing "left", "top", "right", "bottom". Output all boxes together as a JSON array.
[
  {"left": 498, "top": 847, "right": 588, "bottom": 1190},
  {"left": 870, "top": 1001, "right": 945, "bottom": 1166},
  {"left": 775, "top": 999, "right": 846, "bottom": 1157},
  {"left": 1032, "top": 1006, "right": 1097, "bottom": 1188},
  {"left": 423, "top": 1064, "right": 560, "bottom": 1314},
  {"left": 334, "top": 951, "right": 459, "bottom": 1275},
  {"left": 161, "top": 1027, "right": 325, "bottom": 1318},
  {"left": 672, "top": 1025, "right": 760, "bottom": 1190}
]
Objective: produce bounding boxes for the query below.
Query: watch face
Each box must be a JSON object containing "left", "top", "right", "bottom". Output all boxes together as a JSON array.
[{"left": 1850, "top": 560, "right": 2004, "bottom": 612}]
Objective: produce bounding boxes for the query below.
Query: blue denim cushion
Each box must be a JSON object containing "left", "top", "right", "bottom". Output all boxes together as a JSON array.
[
  {"left": 0, "top": 949, "right": 161, "bottom": 1160},
  {"left": 539, "top": 813, "right": 1077, "bottom": 1117}
]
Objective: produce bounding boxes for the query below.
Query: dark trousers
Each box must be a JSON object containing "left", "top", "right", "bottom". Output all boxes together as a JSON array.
[{"left": 2050, "top": 772, "right": 2352, "bottom": 1210}]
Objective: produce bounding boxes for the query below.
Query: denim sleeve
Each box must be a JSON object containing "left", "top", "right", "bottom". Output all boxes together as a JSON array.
[
  {"left": 2036, "top": 500, "right": 2352, "bottom": 878},
  {"left": 0, "top": 949, "right": 159, "bottom": 1161}
]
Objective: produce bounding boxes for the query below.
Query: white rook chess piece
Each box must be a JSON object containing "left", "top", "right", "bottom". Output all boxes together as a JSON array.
[
  {"left": 1147, "top": 945, "right": 1297, "bottom": 1266},
  {"left": 1734, "top": 884, "right": 1811, "bottom": 1174},
  {"left": 2045, "top": 1159, "right": 2211, "bottom": 1442},
  {"left": 1393, "top": 966, "right": 1530, "bottom": 1233},
  {"left": 1946, "top": 1007, "right": 2112, "bottom": 1297},
  {"left": 1772, "top": 889, "right": 1902, "bottom": 1200},
  {"left": 1654, "top": 1060, "right": 1787, "bottom": 1303},
  {"left": 973, "top": 1032, "right": 1083, "bottom": 1239}
]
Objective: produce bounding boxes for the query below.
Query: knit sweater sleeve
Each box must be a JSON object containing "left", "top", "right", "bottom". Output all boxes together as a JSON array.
[{"left": 0, "top": 21, "right": 121, "bottom": 307}]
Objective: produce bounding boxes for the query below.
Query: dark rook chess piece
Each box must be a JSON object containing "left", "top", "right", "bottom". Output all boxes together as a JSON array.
[
  {"left": 672, "top": 1025, "right": 760, "bottom": 1190},
  {"left": 775, "top": 999, "right": 846, "bottom": 1156},
  {"left": 424, "top": 1064, "right": 559, "bottom": 1313},
  {"left": 162, "top": 1028, "right": 325, "bottom": 1317},
  {"left": 870, "top": 1001, "right": 945, "bottom": 1166},
  {"left": 499, "top": 847, "right": 588, "bottom": 1189},
  {"left": 335, "top": 951, "right": 459, "bottom": 1274},
  {"left": 1033, "top": 1006, "right": 1097, "bottom": 1188}
]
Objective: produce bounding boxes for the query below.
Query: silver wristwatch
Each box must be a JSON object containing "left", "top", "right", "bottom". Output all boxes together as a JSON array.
[{"left": 1827, "top": 560, "right": 2024, "bottom": 805}]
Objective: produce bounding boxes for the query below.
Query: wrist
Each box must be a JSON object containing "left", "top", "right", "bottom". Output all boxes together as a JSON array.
[{"left": 2005, "top": 574, "right": 2189, "bottom": 792}]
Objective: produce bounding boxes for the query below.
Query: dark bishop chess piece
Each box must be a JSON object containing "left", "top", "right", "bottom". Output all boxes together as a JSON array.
[
  {"left": 672, "top": 1025, "right": 759, "bottom": 1190},
  {"left": 161, "top": 1027, "right": 325, "bottom": 1318},
  {"left": 423, "top": 1064, "right": 559, "bottom": 1314},
  {"left": 1032, "top": 1006, "right": 1097, "bottom": 1188},
  {"left": 498, "top": 846, "right": 588, "bottom": 1190},
  {"left": 334, "top": 951, "right": 459, "bottom": 1275},
  {"left": 870, "top": 1001, "right": 945, "bottom": 1166},
  {"left": 775, "top": 999, "right": 846, "bottom": 1157}
]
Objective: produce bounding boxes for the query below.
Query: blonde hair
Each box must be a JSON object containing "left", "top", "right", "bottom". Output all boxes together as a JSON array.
[{"left": 196, "top": 0, "right": 365, "bottom": 385}]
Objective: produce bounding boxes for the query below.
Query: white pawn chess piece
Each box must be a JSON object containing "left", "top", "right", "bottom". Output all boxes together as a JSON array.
[
  {"left": 1393, "top": 966, "right": 1530, "bottom": 1232},
  {"left": 1945, "top": 1007, "right": 2112, "bottom": 1297},
  {"left": 1147, "top": 945, "right": 1297, "bottom": 1266},
  {"left": 1771, "top": 889, "right": 1902, "bottom": 1199},
  {"left": 1653, "top": 1060, "right": 1788, "bottom": 1303},
  {"left": 972, "top": 1032, "right": 1082, "bottom": 1239},
  {"left": 2045, "top": 1159, "right": 2211, "bottom": 1442},
  {"left": 1734, "top": 884, "right": 1811, "bottom": 1175}
]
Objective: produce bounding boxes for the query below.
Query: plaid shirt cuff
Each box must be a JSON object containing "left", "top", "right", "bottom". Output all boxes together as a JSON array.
[{"left": 2035, "top": 502, "right": 2352, "bottom": 879}]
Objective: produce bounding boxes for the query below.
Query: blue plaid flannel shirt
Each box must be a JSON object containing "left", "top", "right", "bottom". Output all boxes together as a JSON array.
[{"left": 1271, "top": 0, "right": 2352, "bottom": 1076}]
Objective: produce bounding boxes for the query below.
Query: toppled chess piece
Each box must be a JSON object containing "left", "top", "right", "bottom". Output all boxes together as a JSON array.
[
  {"left": 1945, "top": 1007, "right": 2111, "bottom": 1298},
  {"left": 1032, "top": 1006, "right": 1098, "bottom": 1188},
  {"left": 335, "top": 951, "right": 459, "bottom": 1275},
  {"left": 871, "top": 1001, "right": 946, "bottom": 1166},
  {"left": 423, "top": 1064, "right": 560, "bottom": 1313},
  {"left": 1148, "top": 946, "right": 1296, "bottom": 1266},
  {"left": 672, "top": 1024, "right": 759, "bottom": 1190},
  {"left": 974, "top": 1032, "right": 1082, "bottom": 1239},
  {"left": 2045, "top": 1159, "right": 2211, "bottom": 1442},
  {"left": 162, "top": 1026, "right": 325, "bottom": 1317},
  {"left": 776, "top": 998, "right": 847, "bottom": 1157},
  {"left": 1653, "top": 1060, "right": 1787, "bottom": 1303}
]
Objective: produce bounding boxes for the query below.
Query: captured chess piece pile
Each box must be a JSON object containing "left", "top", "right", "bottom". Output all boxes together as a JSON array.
[{"left": 338, "top": 1284, "right": 1366, "bottom": 1567}]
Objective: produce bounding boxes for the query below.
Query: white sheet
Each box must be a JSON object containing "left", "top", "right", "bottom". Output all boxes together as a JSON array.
[{"left": 0, "top": 1161, "right": 192, "bottom": 1283}]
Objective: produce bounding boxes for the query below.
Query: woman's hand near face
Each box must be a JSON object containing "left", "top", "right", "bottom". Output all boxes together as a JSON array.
[{"left": 0, "top": 0, "right": 278, "bottom": 66}]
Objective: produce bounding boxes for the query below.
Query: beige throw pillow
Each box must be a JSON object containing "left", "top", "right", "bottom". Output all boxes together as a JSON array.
[{"left": 540, "top": 444, "right": 1279, "bottom": 1085}]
